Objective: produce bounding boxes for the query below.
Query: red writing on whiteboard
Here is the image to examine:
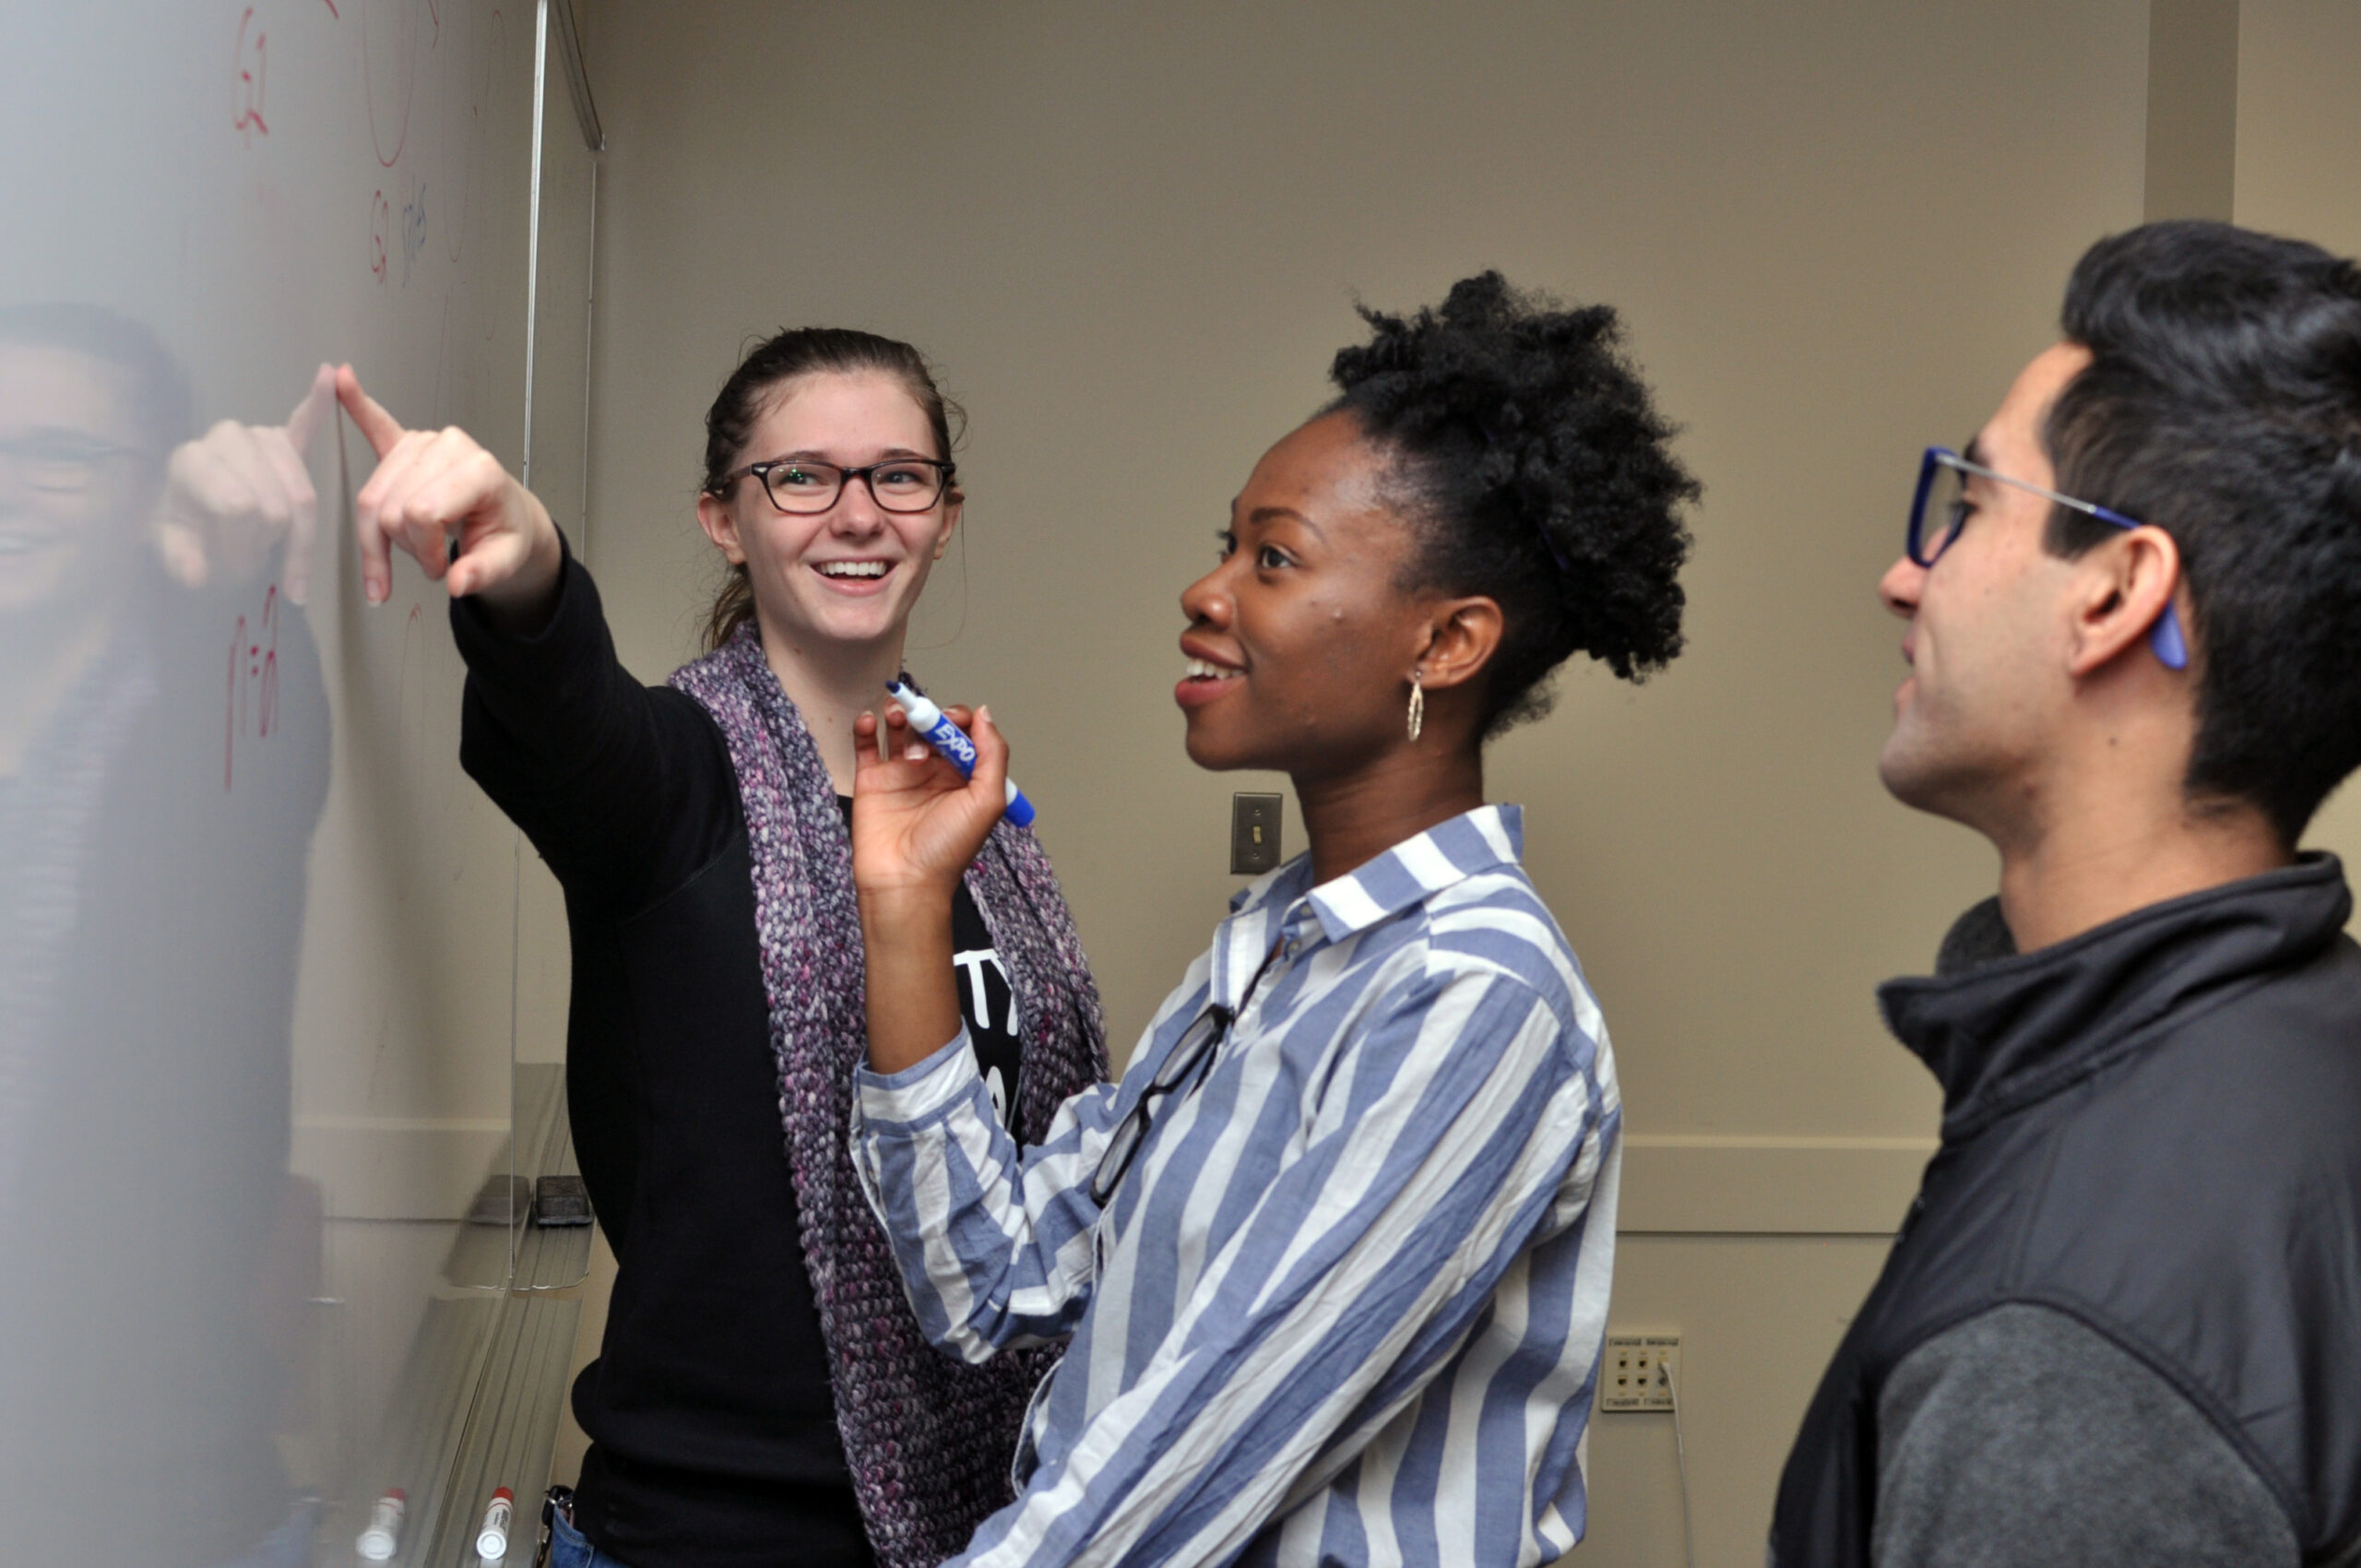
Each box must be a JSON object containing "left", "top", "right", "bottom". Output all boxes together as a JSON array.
[
  {"left": 370, "top": 188, "right": 391, "bottom": 283},
  {"left": 224, "top": 582, "right": 283, "bottom": 790},
  {"left": 399, "top": 183, "right": 428, "bottom": 287},
  {"left": 232, "top": 8, "right": 269, "bottom": 142}
]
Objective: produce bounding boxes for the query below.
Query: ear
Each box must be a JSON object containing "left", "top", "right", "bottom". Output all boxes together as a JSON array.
[
  {"left": 1414, "top": 594, "right": 1506, "bottom": 691},
  {"left": 695, "top": 489, "right": 747, "bottom": 565},
  {"left": 2067, "top": 524, "right": 2183, "bottom": 678},
  {"left": 932, "top": 488, "right": 963, "bottom": 563}
]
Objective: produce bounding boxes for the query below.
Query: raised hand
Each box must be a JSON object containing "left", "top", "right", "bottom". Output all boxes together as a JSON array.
[
  {"left": 336, "top": 364, "right": 562, "bottom": 617},
  {"left": 851, "top": 702, "right": 1013, "bottom": 899},
  {"left": 153, "top": 363, "right": 334, "bottom": 603},
  {"left": 852, "top": 701, "right": 1014, "bottom": 1073}
]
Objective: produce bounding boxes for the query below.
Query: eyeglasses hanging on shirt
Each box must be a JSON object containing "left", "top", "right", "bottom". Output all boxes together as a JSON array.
[{"left": 1089, "top": 941, "right": 1287, "bottom": 1206}]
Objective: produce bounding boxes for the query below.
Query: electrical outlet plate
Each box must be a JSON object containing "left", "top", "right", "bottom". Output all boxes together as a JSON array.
[{"left": 1599, "top": 1331, "right": 1681, "bottom": 1412}]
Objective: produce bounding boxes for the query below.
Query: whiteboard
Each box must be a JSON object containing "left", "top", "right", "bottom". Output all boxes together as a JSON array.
[{"left": 0, "top": 0, "right": 593, "bottom": 1560}]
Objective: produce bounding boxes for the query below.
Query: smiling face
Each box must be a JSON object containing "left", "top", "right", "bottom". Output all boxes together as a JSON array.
[
  {"left": 695, "top": 369, "right": 958, "bottom": 660},
  {"left": 1176, "top": 411, "right": 1442, "bottom": 778},
  {"left": 1877, "top": 343, "right": 2094, "bottom": 826}
]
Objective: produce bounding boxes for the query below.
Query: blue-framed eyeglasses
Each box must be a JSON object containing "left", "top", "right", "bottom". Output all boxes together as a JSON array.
[{"left": 1907, "top": 445, "right": 2189, "bottom": 671}]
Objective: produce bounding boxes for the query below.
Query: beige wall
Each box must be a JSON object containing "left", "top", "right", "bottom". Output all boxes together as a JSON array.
[
  {"left": 2236, "top": 0, "right": 2361, "bottom": 256},
  {"left": 555, "top": 3, "right": 2359, "bottom": 1561}
]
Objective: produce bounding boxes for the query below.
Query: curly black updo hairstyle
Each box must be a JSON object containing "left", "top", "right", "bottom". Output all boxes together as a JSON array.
[{"left": 1328, "top": 271, "right": 1698, "bottom": 736}]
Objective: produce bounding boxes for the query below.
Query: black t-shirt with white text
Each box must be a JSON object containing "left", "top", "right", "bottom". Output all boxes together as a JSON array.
[{"left": 836, "top": 796, "right": 1022, "bottom": 1123}]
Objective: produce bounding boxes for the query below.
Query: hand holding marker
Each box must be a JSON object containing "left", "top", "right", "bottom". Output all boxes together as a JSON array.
[{"left": 886, "top": 683, "right": 1036, "bottom": 827}]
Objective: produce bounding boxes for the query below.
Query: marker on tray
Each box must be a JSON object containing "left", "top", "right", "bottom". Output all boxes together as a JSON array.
[
  {"left": 885, "top": 683, "right": 1036, "bottom": 827},
  {"left": 476, "top": 1487, "right": 515, "bottom": 1560},
  {"left": 357, "top": 1490, "right": 405, "bottom": 1562}
]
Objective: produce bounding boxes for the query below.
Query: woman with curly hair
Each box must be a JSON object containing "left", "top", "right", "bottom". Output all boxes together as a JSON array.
[{"left": 847, "top": 272, "right": 1698, "bottom": 1566}]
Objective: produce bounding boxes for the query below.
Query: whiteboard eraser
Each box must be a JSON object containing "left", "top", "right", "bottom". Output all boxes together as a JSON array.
[{"left": 533, "top": 1174, "right": 592, "bottom": 1227}]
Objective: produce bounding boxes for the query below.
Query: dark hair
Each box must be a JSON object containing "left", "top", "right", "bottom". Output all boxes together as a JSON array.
[
  {"left": 698, "top": 326, "right": 964, "bottom": 650},
  {"left": 2046, "top": 220, "right": 2361, "bottom": 844},
  {"left": 1326, "top": 271, "right": 1698, "bottom": 736},
  {"left": 0, "top": 302, "right": 194, "bottom": 457}
]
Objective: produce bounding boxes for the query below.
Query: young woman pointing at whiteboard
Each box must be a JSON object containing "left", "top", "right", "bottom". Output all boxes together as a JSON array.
[{"left": 337, "top": 333, "right": 1105, "bottom": 1568}]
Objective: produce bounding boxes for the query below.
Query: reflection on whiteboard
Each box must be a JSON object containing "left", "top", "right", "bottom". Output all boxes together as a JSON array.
[{"left": 0, "top": 0, "right": 587, "bottom": 1561}]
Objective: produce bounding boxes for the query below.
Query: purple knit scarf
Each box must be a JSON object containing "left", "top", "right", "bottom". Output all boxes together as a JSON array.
[{"left": 670, "top": 628, "right": 1106, "bottom": 1568}]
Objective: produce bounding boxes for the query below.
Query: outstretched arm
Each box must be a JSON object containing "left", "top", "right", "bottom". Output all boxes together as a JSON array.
[{"left": 335, "top": 365, "right": 725, "bottom": 904}]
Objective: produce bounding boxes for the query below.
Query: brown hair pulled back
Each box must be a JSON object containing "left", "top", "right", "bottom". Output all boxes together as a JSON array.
[{"left": 699, "top": 327, "right": 964, "bottom": 651}]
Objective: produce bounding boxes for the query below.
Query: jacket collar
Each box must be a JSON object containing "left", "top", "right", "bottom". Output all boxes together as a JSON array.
[{"left": 1880, "top": 854, "right": 2351, "bottom": 1142}]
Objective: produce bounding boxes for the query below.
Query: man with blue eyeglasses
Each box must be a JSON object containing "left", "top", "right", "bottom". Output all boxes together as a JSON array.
[{"left": 1770, "top": 221, "right": 2361, "bottom": 1568}]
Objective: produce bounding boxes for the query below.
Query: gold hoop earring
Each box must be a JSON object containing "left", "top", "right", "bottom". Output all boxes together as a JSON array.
[{"left": 1406, "top": 671, "right": 1425, "bottom": 742}]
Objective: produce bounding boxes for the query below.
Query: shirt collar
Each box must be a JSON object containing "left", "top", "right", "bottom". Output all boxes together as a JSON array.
[
  {"left": 1228, "top": 804, "right": 1524, "bottom": 937},
  {"left": 1307, "top": 803, "right": 1524, "bottom": 942},
  {"left": 1206, "top": 805, "right": 1521, "bottom": 1013}
]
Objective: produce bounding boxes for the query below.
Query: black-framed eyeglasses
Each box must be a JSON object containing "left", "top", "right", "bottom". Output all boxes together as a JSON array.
[
  {"left": 713, "top": 455, "right": 955, "bottom": 515},
  {"left": 1907, "top": 445, "right": 2189, "bottom": 670},
  {"left": 1089, "top": 1004, "right": 1232, "bottom": 1206}
]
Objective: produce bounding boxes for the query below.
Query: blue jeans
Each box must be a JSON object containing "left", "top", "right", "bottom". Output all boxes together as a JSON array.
[
  {"left": 549, "top": 1506, "right": 635, "bottom": 1568},
  {"left": 211, "top": 1495, "right": 320, "bottom": 1568}
]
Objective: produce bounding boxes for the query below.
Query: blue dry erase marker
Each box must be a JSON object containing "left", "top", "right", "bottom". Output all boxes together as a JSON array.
[{"left": 885, "top": 682, "right": 1037, "bottom": 827}]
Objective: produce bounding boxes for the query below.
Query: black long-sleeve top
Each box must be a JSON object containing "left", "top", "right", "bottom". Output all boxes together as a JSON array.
[{"left": 451, "top": 543, "right": 1020, "bottom": 1568}]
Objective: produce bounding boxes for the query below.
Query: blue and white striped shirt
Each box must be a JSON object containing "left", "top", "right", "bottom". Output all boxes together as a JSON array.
[{"left": 851, "top": 804, "right": 1621, "bottom": 1567}]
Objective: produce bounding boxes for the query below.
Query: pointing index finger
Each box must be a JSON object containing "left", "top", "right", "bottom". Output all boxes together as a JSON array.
[
  {"left": 287, "top": 362, "right": 336, "bottom": 455},
  {"left": 335, "top": 363, "right": 407, "bottom": 457}
]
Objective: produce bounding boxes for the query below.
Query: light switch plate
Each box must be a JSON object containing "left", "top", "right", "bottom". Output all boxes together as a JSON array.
[{"left": 1230, "top": 792, "right": 1283, "bottom": 874}]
